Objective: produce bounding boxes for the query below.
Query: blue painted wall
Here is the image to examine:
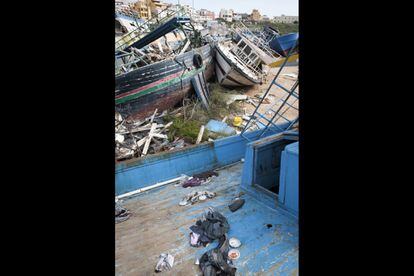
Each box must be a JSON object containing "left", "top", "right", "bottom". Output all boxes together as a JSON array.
[
  {"left": 279, "top": 142, "right": 299, "bottom": 215},
  {"left": 240, "top": 132, "right": 298, "bottom": 217},
  {"left": 115, "top": 123, "right": 292, "bottom": 195}
]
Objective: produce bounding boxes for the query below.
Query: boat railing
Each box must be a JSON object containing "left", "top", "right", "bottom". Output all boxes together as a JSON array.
[
  {"left": 232, "top": 22, "right": 280, "bottom": 58},
  {"left": 115, "top": 5, "right": 188, "bottom": 51},
  {"left": 229, "top": 43, "right": 263, "bottom": 78},
  {"left": 115, "top": 49, "right": 149, "bottom": 76}
]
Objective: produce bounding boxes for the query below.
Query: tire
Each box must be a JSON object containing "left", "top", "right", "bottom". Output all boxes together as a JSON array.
[{"left": 193, "top": 54, "right": 203, "bottom": 68}]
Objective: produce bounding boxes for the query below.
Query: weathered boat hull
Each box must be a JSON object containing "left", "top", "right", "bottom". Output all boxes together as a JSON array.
[
  {"left": 269, "top": 33, "right": 299, "bottom": 57},
  {"left": 215, "top": 44, "right": 261, "bottom": 87},
  {"left": 115, "top": 44, "right": 214, "bottom": 120}
]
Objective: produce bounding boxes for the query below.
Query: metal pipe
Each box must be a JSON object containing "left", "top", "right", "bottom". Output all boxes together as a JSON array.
[{"left": 116, "top": 175, "right": 188, "bottom": 200}]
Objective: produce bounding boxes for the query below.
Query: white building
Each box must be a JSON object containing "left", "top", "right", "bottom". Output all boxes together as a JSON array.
[
  {"left": 233, "top": 13, "right": 242, "bottom": 21},
  {"left": 219, "top": 9, "right": 233, "bottom": 22},
  {"left": 273, "top": 15, "right": 298, "bottom": 23}
]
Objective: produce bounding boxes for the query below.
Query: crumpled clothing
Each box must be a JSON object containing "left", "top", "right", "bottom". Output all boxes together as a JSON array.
[
  {"left": 155, "top": 253, "right": 174, "bottom": 272},
  {"left": 228, "top": 198, "right": 245, "bottom": 212},
  {"left": 199, "top": 234, "right": 236, "bottom": 276},
  {"left": 182, "top": 177, "right": 204, "bottom": 188},
  {"left": 182, "top": 171, "right": 218, "bottom": 188},
  {"left": 179, "top": 191, "right": 216, "bottom": 206},
  {"left": 115, "top": 203, "right": 130, "bottom": 224},
  {"left": 189, "top": 208, "right": 230, "bottom": 247},
  {"left": 190, "top": 232, "right": 201, "bottom": 246}
]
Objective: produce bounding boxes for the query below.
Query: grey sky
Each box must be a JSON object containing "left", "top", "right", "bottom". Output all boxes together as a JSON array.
[{"left": 162, "top": 0, "right": 298, "bottom": 17}]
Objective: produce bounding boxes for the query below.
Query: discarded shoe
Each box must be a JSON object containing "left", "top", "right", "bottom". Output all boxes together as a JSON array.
[
  {"left": 179, "top": 191, "right": 216, "bottom": 206},
  {"left": 115, "top": 202, "right": 131, "bottom": 223},
  {"left": 155, "top": 253, "right": 174, "bottom": 272},
  {"left": 228, "top": 198, "right": 245, "bottom": 212}
]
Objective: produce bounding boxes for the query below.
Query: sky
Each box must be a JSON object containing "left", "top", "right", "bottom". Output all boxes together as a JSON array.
[{"left": 124, "top": 0, "right": 298, "bottom": 18}]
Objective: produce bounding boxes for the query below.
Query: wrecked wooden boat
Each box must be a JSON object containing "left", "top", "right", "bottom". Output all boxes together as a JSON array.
[
  {"left": 115, "top": 7, "right": 214, "bottom": 120},
  {"left": 215, "top": 40, "right": 262, "bottom": 87},
  {"left": 115, "top": 44, "right": 213, "bottom": 120},
  {"left": 215, "top": 23, "right": 281, "bottom": 87}
]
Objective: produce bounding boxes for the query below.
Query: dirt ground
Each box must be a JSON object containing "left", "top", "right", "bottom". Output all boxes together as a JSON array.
[{"left": 221, "top": 64, "right": 298, "bottom": 131}]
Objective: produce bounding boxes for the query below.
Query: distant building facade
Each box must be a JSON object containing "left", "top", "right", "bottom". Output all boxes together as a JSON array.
[
  {"left": 199, "top": 9, "right": 215, "bottom": 21},
  {"left": 250, "top": 9, "right": 261, "bottom": 22},
  {"left": 133, "top": 0, "right": 152, "bottom": 19},
  {"left": 219, "top": 9, "right": 234, "bottom": 22},
  {"left": 273, "top": 15, "right": 299, "bottom": 23},
  {"left": 233, "top": 13, "right": 242, "bottom": 21},
  {"left": 148, "top": 0, "right": 169, "bottom": 16}
]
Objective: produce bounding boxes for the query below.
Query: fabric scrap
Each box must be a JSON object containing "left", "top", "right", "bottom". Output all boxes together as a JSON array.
[
  {"left": 199, "top": 234, "right": 236, "bottom": 276},
  {"left": 189, "top": 208, "right": 230, "bottom": 248}
]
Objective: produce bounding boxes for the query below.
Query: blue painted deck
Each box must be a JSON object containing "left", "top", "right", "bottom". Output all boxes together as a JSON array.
[
  {"left": 115, "top": 163, "right": 298, "bottom": 275},
  {"left": 115, "top": 124, "right": 292, "bottom": 196}
]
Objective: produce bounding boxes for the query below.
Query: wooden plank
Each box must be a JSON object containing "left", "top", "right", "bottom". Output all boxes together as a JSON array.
[
  {"left": 141, "top": 123, "right": 157, "bottom": 156},
  {"left": 196, "top": 125, "right": 205, "bottom": 144}
]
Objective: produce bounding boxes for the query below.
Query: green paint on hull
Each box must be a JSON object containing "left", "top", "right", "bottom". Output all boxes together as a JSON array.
[{"left": 115, "top": 65, "right": 206, "bottom": 105}]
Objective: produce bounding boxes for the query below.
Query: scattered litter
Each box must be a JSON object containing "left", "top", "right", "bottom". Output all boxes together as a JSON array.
[
  {"left": 182, "top": 170, "right": 218, "bottom": 188},
  {"left": 266, "top": 224, "right": 273, "bottom": 229},
  {"left": 195, "top": 258, "right": 200, "bottom": 265},
  {"left": 179, "top": 191, "right": 216, "bottom": 206},
  {"left": 229, "top": 198, "right": 245, "bottom": 212},
  {"left": 155, "top": 253, "right": 174, "bottom": 272},
  {"left": 182, "top": 177, "right": 204, "bottom": 188},
  {"left": 199, "top": 234, "right": 237, "bottom": 276},
  {"left": 224, "top": 94, "right": 248, "bottom": 105},
  {"left": 282, "top": 73, "right": 298, "bottom": 79},
  {"left": 206, "top": 119, "right": 236, "bottom": 136},
  {"left": 115, "top": 202, "right": 130, "bottom": 224},
  {"left": 229, "top": 237, "right": 241, "bottom": 248},
  {"left": 232, "top": 116, "right": 242, "bottom": 127},
  {"left": 228, "top": 249, "right": 240, "bottom": 260},
  {"left": 189, "top": 208, "right": 230, "bottom": 247}
]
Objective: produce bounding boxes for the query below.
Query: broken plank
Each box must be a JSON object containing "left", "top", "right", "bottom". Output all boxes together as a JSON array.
[
  {"left": 196, "top": 125, "right": 205, "bottom": 144},
  {"left": 150, "top": 108, "right": 158, "bottom": 123},
  {"left": 142, "top": 123, "right": 157, "bottom": 156}
]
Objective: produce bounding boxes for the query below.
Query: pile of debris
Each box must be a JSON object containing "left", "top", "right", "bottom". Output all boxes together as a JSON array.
[{"left": 115, "top": 109, "right": 172, "bottom": 160}]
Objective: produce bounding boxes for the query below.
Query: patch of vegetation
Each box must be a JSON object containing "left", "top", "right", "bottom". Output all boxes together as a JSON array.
[
  {"left": 166, "top": 116, "right": 208, "bottom": 144},
  {"left": 163, "top": 81, "right": 246, "bottom": 143}
]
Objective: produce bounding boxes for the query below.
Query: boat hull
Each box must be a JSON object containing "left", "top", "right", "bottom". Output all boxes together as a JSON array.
[
  {"left": 215, "top": 44, "right": 261, "bottom": 87},
  {"left": 115, "top": 44, "right": 214, "bottom": 120},
  {"left": 269, "top": 33, "right": 299, "bottom": 57}
]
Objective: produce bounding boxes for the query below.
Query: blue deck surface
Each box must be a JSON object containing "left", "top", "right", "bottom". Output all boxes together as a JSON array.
[{"left": 115, "top": 163, "right": 298, "bottom": 275}]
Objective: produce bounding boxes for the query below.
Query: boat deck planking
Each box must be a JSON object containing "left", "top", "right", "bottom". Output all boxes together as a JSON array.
[{"left": 115, "top": 163, "right": 298, "bottom": 275}]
